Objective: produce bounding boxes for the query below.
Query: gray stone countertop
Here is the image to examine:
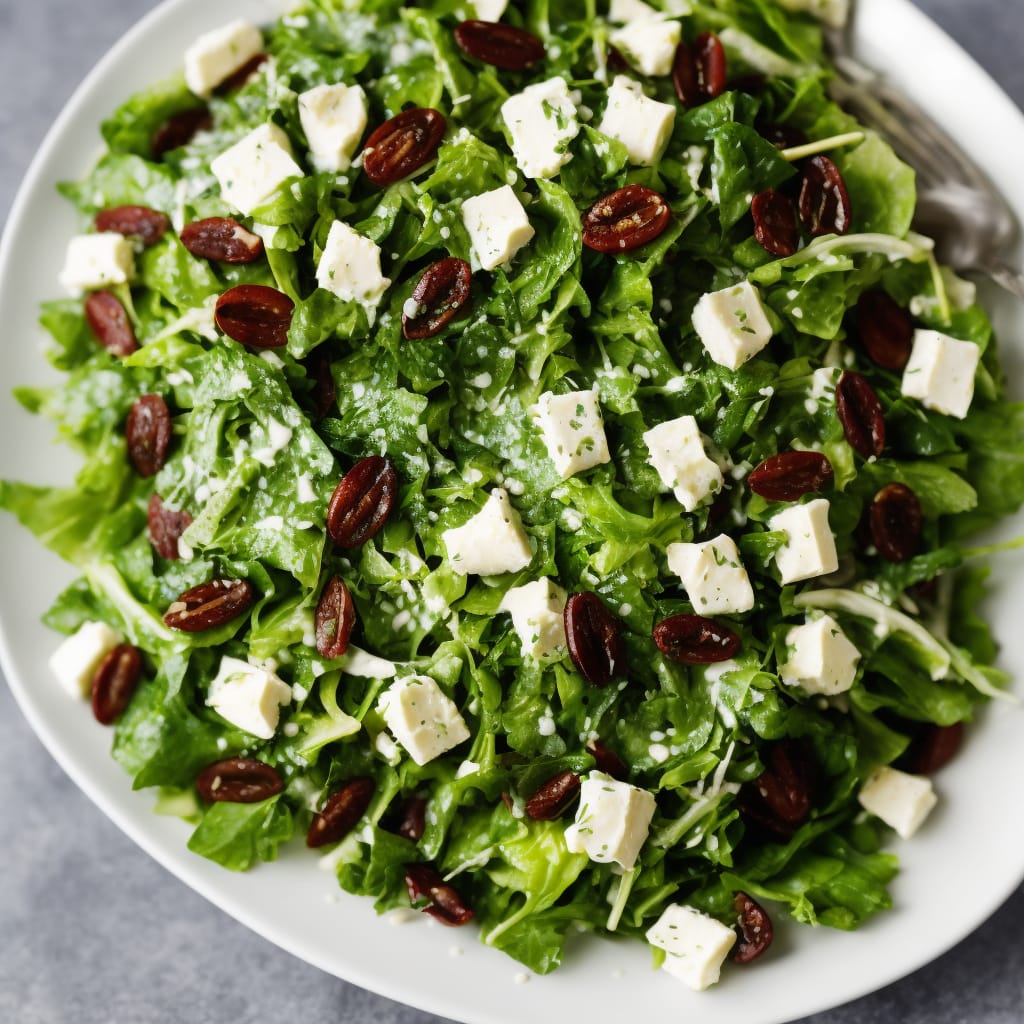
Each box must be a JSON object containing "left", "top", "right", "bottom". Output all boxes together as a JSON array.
[{"left": 2, "top": 2, "right": 1023, "bottom": 1022}]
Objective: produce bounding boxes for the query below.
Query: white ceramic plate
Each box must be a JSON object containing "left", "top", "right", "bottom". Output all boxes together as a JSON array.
[{"left": 2, "top": 1, "right": 1023, "bottom": 1021}]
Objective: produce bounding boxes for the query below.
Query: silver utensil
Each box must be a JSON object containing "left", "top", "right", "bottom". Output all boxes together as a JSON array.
[{"left": 824, "top": 18, "right": 1024, "bottom": 299}]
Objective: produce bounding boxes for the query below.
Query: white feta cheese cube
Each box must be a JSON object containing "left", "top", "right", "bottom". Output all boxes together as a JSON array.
[
  {"left": 598, "top": 76, "right": 676, "bottom": 167},
  {"left": 210, "top": 123, "right": 304, "bottom": 217},
  {"left": 183, "top": 19, "right": 264, "bottom": 98},
  {"left": 206, "top": 656, "right": 292, "bottom": 740},
  {"left": 776, "top": 0, "right": 849, "bottom": 29},
  {"left": 609, "top": 0, "right": 659, "bottom": 21},
  {"left": 643, "top": 415, "right": 723, "bottom": 512},
  {"left": 298, "top": 83, "right": 369, "bottom": 173},
  {"left": 900, "top": 329, "right": 980, "bottom": 420},
  {"left": 858, "top": 765, "right": 937, "bottom": 839},
  {"left": 461, "top": 185, "right": 535, "bottom": 272},
  {"left": 692, "top": 280, "right": 774, "bottom": 370},
  {"left": 443, "top": 488, "right": 533, "bottom": 576},
  {"left": 471, "top": 0, "right": 508, "bottom": 19},
  {"left": 564, "top": 771, "right": 656, "bottom": 870},
  {"left": 501, "top": 77, "right": 580, "bottom": 180},
  {"left": 316, "top": 220, "right": 392, "bottom": 307},
  {"left": 666, "top": 534, "right": 755, "bottom": 615},
  {"left": 48, "top": 621, "right": 121, "bottom": 699},
  {"left": 58, "top": 233, "right": 136, "bottom": 293},
  {"left": 769, "top": 498, "right": 838, "bottom": 585},
  {"left": 780, "top": 613, "right": 860, "bottom": 695},
  {"left": 609, "top": 18, "right": 681, "bottom": 77},
  {"left": 645, "top": 904, "right": 737, "bottom": 991},
  {"left": 499, "top": 578, "right": 568, "bottom": 660},
  {"left": 534, "top": 389, "right": 611, "bottom": 479},
  {"left": 377, "top": 675, "right": 471, "bottom": 766}
]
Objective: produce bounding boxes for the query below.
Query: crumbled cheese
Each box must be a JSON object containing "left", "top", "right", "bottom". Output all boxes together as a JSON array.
[
  {"left": 646, "top": 904, "right": 737, "bottom": 990},
  {"left": 667, "top": 534, "right": 755, "bottom": 614},
  {"left": 183, "top": 19, "right": 263, "bottom": 98},
  {"left": 901, "top": 329, "right": 980, "bottom": 419},
  {"left": 48, "top": 621, "right": 121, "bottom": 699},
  {"left": 780, "top": 614, "right": 860, "bottom": 695},
  {"left": 206, "top": 656, "right": 292, "bottom": 739},
  {"left": 499, "top": 578, "right": 568, "bottom": 660},
  {"left": 298, "top": 82, "right": 368, "bottom": 173},
  {"left": 316, "top": 220, "right": 392, "bottom": 308},
  {"left": 599, "top": 76, "right": 676, "bottom": 167},
  {"left": 501, "top": 77, "right": 580, "bottom": 179},
  {"left": 461, "top": 185, "right": 535, "bottom": 272},
  {"left": 59, "top": 234, "right": 135, "bottom": 293},
  {"left": 377, "top": 675, "right": 471, "bottom": 766},
  {"left": 643, "top": 415, "right": 723, "bottom": 511},
  {"left": 692, "top": 280, "right": 774, "bottom": 370},
  {"left": 858, "top": 766, "right": 937, "bottom": 838},
  {"left": 211, "top": 123, "right": 303, "bottom": 217},
  {"left": 564, "top": 772, "right": 656, "bottom": 870},
  {"left": 533, "top": 389, "right": 611, "bottom": 479},
  {"left": 769, "top": 498, "right": 838, "bottom": 585},
  {"left": 609, "top": 17, "right": 681, "bottom": 77},
  {"left": 442, "top": 488, "right": 533, "bottom": 576}
]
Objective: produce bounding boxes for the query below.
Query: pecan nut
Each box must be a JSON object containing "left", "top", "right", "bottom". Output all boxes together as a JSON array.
[
  {"left": 799, "top": 155, "right": 852, "bottom": 236},
  {"left": 836, "top": 370, "right": 886, "bottom": 459},
  {"left": 587, "top": 740, "right": 629, "bottom": 780},
  {"left": 525, "top": 771, "right": 581, "bottom": 821},
  {"left": 397, "top": 796, "right": 428, "bottom": 841},
  {"left": 402, "top": 257, "right": 473, "bottom": 340},
  {"left": 148, "top": 494, "right": 193, "bottom": 561},
  {"left": 214, "top": 53, "right": 268, "bottom": 95},
  {"left": 85, "top": 291, "right": 138, "bottom": 358},
  {"left": 653, "top": 614, "right": 741, "bottom": 664},
  {"left": 404, "top": 864, "right": 474, "bottom": 926},
  {"left": 215, "top": 284, "right": 294, "bottom": 349},
  {"left": 126, "top": 394, "right": 171, "bottom": 478},
  {"left": 868, "top": 482, "right": 922, "bottom": 562},
  {"left": 673, "top": 32, "right": 727, "bottom": 107},
  {"left": 564, "top": 592, "right": 626, "bottom": 687},
  {"left": 732, "top": 892, "right": 774, "bottom": 963},
  {"left": 582, "top": 184, "right": 671, "bottom": 253},
  {"left": 739, "top": 740, "right": 816, "bottom": 836},
  {"left": 151, "top": 107, "right": 212, "bottom": 159},
  {"left": 181, "top": 217, "right": 264, "bottom": 263},
  {"left": 326, "top": 456, "right": 398, "bottom": 549},
  {"left": 306, "top": 777, "right": 375, "bottom": 848},
  {"left": 751, "top": 189, "right": 800, "bottom": 258},
  {"left": 196, "top": 758, "right": 283, "bottom": 803},
  {"left": 362, "top": 108, "right": 447, "bottom": 187},
  {"left": 315, "top": 576, "right": 356, "bottom": 659},
  {"left": 857, "top": 289, "right": 914, "bottom": 371},
  {"left": 453, "top": 21, "right": 545, "bottom": 70},
  {"left": 747, "top": 450, "right": 834, "bottom": 502},
  {"left": 94, "top": 205, "right": 169, "bottom": 247},
  {"left": 91, "top": 644, "right": 143, "bottom": 725},
  {"left": 906, "top": 722, "right": 964, "bottom": 774},
  {"left": 164, "top": 578, "right": 255, "bottom": 632}
]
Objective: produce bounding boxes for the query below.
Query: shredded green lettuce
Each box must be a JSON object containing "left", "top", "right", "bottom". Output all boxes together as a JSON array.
[{"left": 4, "top": 0, "right": 1024, "bottom": 984}]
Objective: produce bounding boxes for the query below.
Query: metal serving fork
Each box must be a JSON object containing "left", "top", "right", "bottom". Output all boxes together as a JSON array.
[{"left": 823, "top": 15, "right": 1024, "bottom": 299}]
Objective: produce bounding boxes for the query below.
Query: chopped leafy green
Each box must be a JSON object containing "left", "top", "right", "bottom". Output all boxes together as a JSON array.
[{"left": 4, "top": 0, "right": 1024, "bottom": 990}]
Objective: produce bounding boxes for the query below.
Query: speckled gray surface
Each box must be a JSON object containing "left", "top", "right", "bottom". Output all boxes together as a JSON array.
[{"left": 2, "top": 2, "right": 1023, "bottom": 1023}]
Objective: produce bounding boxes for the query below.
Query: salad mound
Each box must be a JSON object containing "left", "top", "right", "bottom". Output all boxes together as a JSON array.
[{"left": 5, "top": 0, "right": 1024, "bottom": 990}]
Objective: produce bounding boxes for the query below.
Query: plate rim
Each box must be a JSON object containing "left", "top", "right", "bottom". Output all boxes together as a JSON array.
[{"left": 2, "top": 1, "right": 1023, "bottom": 1022}]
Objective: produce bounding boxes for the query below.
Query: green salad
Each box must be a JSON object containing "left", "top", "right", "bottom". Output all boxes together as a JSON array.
[{"left": 6, "top": 0, "right": 1024, "bottom": 991}]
